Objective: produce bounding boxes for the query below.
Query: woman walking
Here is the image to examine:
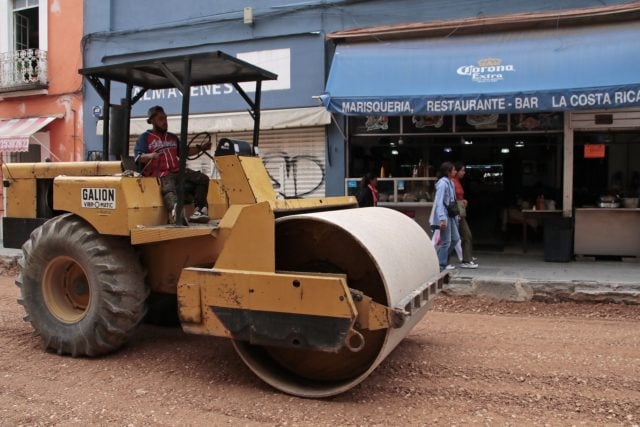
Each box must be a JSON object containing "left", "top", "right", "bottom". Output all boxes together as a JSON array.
[
  {"left": 430, "top": 162, "right": 460, "bottom": 271},
  {"left": 453, "top": 162, "right": 478, "bottom": 268}
]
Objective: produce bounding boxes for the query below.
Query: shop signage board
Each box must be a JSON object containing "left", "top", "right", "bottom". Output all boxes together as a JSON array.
[
  {"left": 322, "top": 22, "right": 640, "bottom": 116},
  {"left": 323, "top": 86, "right": 640, "bottom": 115},
  {"left": 584, "top": 144, "right": 606, "bottom": 159}
]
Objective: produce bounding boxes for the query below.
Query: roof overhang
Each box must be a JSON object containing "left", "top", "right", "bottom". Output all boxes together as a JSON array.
[
  {"left": 322, "top": 20, "right": 640, "bottom": 116},
  {"left": 0, "top": 116, "right": 60, "bottom": 153},
  {"left": 97, "top": 106, "right": 331, "bottom": 135},
  {"left": 326, "top": 2, "right": 640, "bottom": 42}
]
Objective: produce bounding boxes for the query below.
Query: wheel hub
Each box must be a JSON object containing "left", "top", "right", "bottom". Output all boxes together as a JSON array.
[{"left": 42, "top": 256, "right": 91, "bottom": 323}]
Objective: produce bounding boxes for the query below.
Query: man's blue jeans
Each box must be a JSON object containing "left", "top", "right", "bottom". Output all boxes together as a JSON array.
[{"left": 437, "top": 218, "right": 460, "bottom": 270}]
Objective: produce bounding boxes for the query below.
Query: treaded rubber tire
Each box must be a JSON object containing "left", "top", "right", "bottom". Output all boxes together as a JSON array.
[{"left": 16, "top": 214, "right": 149, "bottom": 357}]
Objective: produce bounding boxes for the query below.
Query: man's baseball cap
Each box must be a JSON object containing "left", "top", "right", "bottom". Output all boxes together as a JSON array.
[{"left": 146, "top": 105, "right": 165, "bottom": 124}]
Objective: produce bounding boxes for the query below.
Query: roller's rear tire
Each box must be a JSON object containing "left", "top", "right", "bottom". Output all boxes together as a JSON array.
[{"left": 16, "top": 214, "right": 149, "bottom": 357}]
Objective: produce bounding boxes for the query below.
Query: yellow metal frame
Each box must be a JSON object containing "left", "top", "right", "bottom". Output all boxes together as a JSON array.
[
  {"left": 4, "top": 177, "right": 37, "bottom": 218},
  {"left": 2, "top": 161, "right": 122, "bottom": 179},
  {"left": 216, "top": 155, "right": 358, "bottom": 213},
  {"left": 2, "top": 161, "right": 122, "bottom": 218},
  {"left": 53, "top": 176, "right": 166, "bottom": 236},
  {"left": 178, "top": 267, "right": 357, "bottom": 337},
  {"left": 213, "top": 202, "right": 275, "bottom": 272},
  {"left": 352, "top": 292, "right": 401, "bottom": 331},
  {"left": 134, "top": 202, "right": 274, "bottom": 294}
]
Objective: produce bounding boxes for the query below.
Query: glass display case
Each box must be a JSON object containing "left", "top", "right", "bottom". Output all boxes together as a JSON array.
[{"left": 345, "top": 177, "right": 436, "bottom": 207}]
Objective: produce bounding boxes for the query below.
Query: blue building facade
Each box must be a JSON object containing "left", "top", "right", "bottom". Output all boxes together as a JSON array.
[{"left": 82, "top": 0, "right": 634, "bottom": 198}]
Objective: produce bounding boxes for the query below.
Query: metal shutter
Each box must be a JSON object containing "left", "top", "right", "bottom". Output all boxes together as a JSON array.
[
  {"left": 216, "top": 127, "right": 327, "bottom": 198},
  {"left": 131, "top": 127, "right": 327, "bottom": 198}
]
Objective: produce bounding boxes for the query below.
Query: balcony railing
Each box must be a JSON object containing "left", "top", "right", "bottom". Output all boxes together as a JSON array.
[{"left": 0, "top": 49, "right": 48, "bottom": 93}]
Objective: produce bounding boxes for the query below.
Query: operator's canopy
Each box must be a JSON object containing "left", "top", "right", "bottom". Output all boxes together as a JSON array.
[
  {"left": 79, "top": 50, "right": 277, "bottom": 89},
  {"left": 79, "top": 50, "right": 277, "bottom": 161}
]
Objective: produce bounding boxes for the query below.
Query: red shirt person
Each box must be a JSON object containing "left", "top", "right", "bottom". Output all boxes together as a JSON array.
[
  {"left": 134, "top": 105, "right": 211, "bottom": 224},
  {"left": 452, "top": 162, "right": 478, "bottom": 268}
]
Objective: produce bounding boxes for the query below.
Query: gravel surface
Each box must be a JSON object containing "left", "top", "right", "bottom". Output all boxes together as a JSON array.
[{"left": 1, "top": 271, "right": 639, "bottom": 426}]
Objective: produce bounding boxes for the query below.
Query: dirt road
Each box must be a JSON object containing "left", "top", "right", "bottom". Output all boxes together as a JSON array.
[{"left": 1, "top": 271, "right": 639, "bottom": 426}]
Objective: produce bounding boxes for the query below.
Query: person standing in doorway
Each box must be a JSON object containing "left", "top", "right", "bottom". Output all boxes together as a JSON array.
[
  {"left": 453, "top": 162, "right": 478, "bottom": 268},
  {"left": 356, "top": 172, "right": 378, "bottom": 207},
  {"left": 430, "top": 162, "right": 460, "bottom": 271}
]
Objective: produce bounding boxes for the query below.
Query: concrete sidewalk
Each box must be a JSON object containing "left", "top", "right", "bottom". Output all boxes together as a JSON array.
[
  {"left": 1, "top": 242, "right": 638, "bottom": 304},
  {"left": 446, "top": 250, "right": 640, "bottom": 304}
]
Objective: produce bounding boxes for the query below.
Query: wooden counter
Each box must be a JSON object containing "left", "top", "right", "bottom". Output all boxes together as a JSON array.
[{"left": 574, "top": 208, "right": 640, "bottom": 257}]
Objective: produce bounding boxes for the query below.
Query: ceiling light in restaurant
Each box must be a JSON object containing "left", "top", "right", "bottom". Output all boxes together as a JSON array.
[{"left": 501, "top": 148, "right": 510, "bottom": 154}]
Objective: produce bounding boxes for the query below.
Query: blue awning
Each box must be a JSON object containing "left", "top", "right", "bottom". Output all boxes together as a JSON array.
[{"left": 321, "top": 22, "right": 640, "bottom": 116}]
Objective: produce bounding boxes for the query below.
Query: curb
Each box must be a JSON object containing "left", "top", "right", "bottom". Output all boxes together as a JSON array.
[{"left": 446, "top": 277, "right": 640, "bottom": 305}]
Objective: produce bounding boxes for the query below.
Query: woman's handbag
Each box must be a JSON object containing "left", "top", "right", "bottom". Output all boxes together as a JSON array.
[{"left": 445, "top": 200, "right": 460, "bottom": 217}]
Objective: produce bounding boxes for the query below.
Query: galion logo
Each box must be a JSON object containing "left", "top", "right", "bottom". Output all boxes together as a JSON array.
[{"left": 456, "top": 58, "right": 515, "bottom": 83}]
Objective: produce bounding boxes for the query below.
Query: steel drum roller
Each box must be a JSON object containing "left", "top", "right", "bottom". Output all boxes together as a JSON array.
[{"left": 233, "top": 207, "right": 441, "bottom": 398}]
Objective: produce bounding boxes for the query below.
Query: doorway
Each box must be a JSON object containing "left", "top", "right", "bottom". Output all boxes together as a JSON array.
[{"left": 348, "top": 133, "right": 564, "bottom": 250}]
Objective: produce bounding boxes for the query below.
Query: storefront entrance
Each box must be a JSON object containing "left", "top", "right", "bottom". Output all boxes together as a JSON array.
[
  {"left": 347, "top": 114, "right": 564, "bottom": 250},
  {"left": 322, "top": 9, "right": 640, "bottom": 259}
]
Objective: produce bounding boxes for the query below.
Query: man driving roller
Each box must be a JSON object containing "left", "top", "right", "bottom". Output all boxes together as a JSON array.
[{"left": 134, "top": 105, "right": 212, "bottom": 224}]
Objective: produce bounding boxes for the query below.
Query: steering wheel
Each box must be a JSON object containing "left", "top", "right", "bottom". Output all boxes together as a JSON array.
[{"left": 187, "top": 132, "right": 212, "bottom": 160}]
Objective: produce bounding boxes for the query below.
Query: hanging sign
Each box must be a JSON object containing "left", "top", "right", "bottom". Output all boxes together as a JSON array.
[{"left": 584, "top": 144, "right": 605, "bottom": 159}]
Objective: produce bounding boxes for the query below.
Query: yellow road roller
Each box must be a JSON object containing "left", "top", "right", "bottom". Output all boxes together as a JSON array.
[{"left": 2, "top": 52, "right": 447, "bottom": 398}]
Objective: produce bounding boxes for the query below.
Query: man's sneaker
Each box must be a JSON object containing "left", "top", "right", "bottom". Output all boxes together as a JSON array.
[
  {"left": 445, "top": 264, "right": 456, "bottom": 270},
  {"left": 460, "top": 261, "right": 479, "bottom": 269},
  {"left": 189, "top": 207, "right": 209, "bottom": 224}
]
